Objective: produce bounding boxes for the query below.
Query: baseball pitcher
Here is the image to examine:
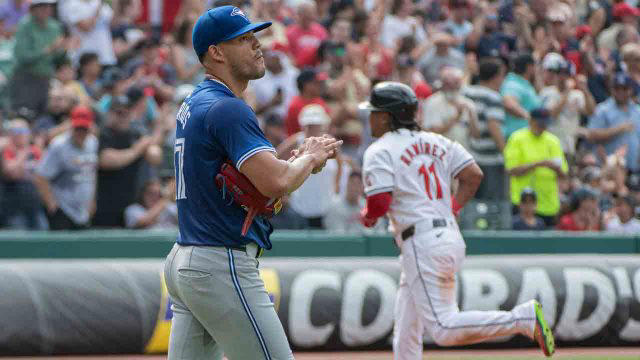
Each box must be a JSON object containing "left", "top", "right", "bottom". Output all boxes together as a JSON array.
[
  {"left": 358, "top": 82, "right": 555, "bottom": 359},
  {"left": 163, "top": 7, "right": 342, "bottom": 360}
]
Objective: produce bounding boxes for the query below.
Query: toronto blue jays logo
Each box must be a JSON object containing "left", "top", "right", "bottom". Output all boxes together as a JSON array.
[{"left": 230, "top": 7, "right": 248, "bottom": 20}]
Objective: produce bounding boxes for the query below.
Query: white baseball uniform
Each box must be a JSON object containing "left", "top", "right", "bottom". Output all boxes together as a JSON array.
[{"left": 362, "top": 128, "right": 537, "bottom": 360}]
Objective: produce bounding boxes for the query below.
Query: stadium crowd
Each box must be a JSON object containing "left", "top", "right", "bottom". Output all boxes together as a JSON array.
[{"left": 1, "top": 0, "right": 640, "bottom": 233}]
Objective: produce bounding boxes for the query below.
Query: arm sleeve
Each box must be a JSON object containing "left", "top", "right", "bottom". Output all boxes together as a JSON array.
[
  {"left": 446, "top": 141, "right": 475, "bottom": 178},
  {"left": 500, "top": 82, "right": 520, "bottom": 99},
  {"left": 363, "top": 192, "right": 392, "bottom": 219},
  {"left": 587, "top": 106, "right": 606, "bottom": 129},
  {"left": 362, "top": 147, "right": 394, "bottom": 196},
  {"left": 206, "top": 98, "right": 275, "bottom": 170},
  {"left": 124, "top": 204, "right": 146, "bottom": 228},
  {"left": 35, "top": 145, "right": 62, "bottom": 180}
]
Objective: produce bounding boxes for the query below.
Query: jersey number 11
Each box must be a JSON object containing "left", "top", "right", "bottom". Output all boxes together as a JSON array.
[{"left": 418, "top": 162, "right": 442, "bottom": 200}]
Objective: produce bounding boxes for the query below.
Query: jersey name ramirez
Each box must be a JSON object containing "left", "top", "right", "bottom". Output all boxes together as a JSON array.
[{"left": 400, "top": 138, "right": 447, "bottom": 166}]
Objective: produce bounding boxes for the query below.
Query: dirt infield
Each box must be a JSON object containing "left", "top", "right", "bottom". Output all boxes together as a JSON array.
[{"left": 5, "top": 348, "right": 639, "bottom": 360}]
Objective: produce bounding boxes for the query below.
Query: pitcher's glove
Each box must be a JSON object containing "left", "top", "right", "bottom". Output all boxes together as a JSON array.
[{"left": 215, "top": 162, "right": 282, "bottom": 236}]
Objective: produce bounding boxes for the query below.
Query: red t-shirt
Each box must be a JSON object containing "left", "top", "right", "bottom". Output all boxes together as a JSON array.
[
  {"left": 285, "top": 23, "right": 328, "bottom": 68},
  {"left": 284, "top": 96, "right": 329, "bottom": 136},
  {"left": 361, "top": 45, "right": 394, "bottom": 79},
  {"left": 556, "top": 213, "right": 600, "bottom": 231},
  {"left": 2, "top": 144, "right": 42, "bottom": 178}
]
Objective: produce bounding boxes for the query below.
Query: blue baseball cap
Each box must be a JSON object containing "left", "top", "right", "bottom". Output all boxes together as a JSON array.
[
  {"left": 530, "top": 107, "right": 553, "bottom": 127},
  {"left": 192, "top": 6, "right": 272, "bottom": 57},
  {"left": 613, "top": 72, "right": 634, "bottom": 88}
]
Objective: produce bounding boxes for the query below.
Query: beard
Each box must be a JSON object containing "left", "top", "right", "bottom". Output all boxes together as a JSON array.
[{"left": 231, "top": 59, "right": 266, "bottom": 81}]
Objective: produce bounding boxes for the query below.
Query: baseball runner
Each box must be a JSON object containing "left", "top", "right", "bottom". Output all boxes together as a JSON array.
[
  {"left": 163, "top": 6, "right": 342, "bottom": 360},
  {"left": 358, "top": 82, "right": 555, "bottom": 359}
]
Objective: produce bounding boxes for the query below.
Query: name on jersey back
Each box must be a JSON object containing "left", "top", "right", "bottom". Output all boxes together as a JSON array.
[{"left": 400, "top": 138, "right": 446, "bottom": 166}]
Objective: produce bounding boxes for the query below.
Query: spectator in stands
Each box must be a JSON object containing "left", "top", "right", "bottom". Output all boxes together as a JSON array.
[
  {"left": 422, "top": 66, "right": 476, "bottom": 150},
  {"left": 583, "top": 73, "right": 640, "bottom": 173},
  {"left": 605, "top": 193, "right": 640, "bottom": 233},
  {"left": 557, "top": 187, "right": 601, "bottom": 231},
  {"left": 32, "top": 85, "right": 75, "bottom": 146},
  {"left": 418, "top": 33, "right": 465, "bottom": 86},
  {"left": 379, "top": 0, "right": 426, "bottom": 50},
  {"left": 442, "top": 0, "right": 472, "bottom": 50},
  {"left": 93, "top": 95, "right": 163, "bottom": 228},
  {"left": 34, "top": 106, "right": 97, "bottom": 230},
  {"left": 77, "top": 52, "right": 102, "bottom": 100},
  {"left": 501, "top": 53, "right": 540, "bottom": 139},
  {"left": 466, "top": 14, "right": 516, "bottom": 59},
  {"left": 251, "top": 48, "right": 299, "bottom": 123},
  {"left": 1, "top": 119, "right": 46, "bottom": 229},
  {"left": 286, "top": 0, "right": 328, "bottom": 68},
  {"left": 463, "top": 57, "right": 507, "bottom": 200},
  {"left": 512, "top": 188, "right": 546, "bottom": 230},
  {"left": 539, "top": 53, "right": 595, "bottom": 159},
  {"left": 97, "top": 67, "right": 129, "bottom": 112},
  {"left": 0, "top": 0, "right": 29, "bottom": 36},
  {"left": 620, "top": 43, "right": 640, "bottom": 94},
  {"left": 53, "top": 57, "right": 91, "bottom": 106},
  {"left": 168, "top": 17, "right": 205, "bottom": 86},
  {"left": 359, "top": 18, "right": 394, "bottom": 80},
  {"left": 278, "top": 104, "right": 347, "bottom": 228},
  {"left": 58, "top": 0, "right": 116, "bottom": 66},
  {"left": 597, "top": 2, "right": 640, "bottom": 53},
  {"left": 323, "top": 170, "right": 381, "bottom": 233},
  {"left": 285, "top": 67, "right": 328, "bottom": 136},
  {"left": 10, "top": 0, "right": 66, "bottom": 118},
  {"left": 124, "top": 178, "right": 177, "bottom": 229},
  {"left": 125, "top": 37, "right": 175, "bottom": 102},
  {"left": 505, "top": 108, "right": 568, "bottom": 226}
]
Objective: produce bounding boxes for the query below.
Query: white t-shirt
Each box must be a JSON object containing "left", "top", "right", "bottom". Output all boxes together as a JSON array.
[
  {"left": 59, "top": 0, "right": 116, "bottom": 65},
  {"left": 250, "top": 59, "right": 299, "bottom": 121},
  {"left": 605, "top": 216, "right": 640, "bottom": 234},
  {"left": 379, "top": 15, "right": 426, "bottom": 49},
  {"left": 362, "top": 129, "right": 474, "bottom": 234},
  {"left": 289, "top": 158, "right": 351, "bottom": 218},
  {"left": 540, "top": 86, "right": 585, "bottom": 155},
  {"left": 420, "top": 91, "right": 476, "bottom": 150}
]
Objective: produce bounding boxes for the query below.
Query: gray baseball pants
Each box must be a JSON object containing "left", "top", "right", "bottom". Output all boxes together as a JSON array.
[{"left": 164, "top": 243, "right": 294, "bottom": 360}]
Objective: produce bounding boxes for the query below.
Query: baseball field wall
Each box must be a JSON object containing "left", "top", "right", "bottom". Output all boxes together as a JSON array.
[
  {"left": 0, "top": 230, "right": 638, "bottom": 258},
  {"left": 0, "top": 256, "right": 639, "bottom": 355}
]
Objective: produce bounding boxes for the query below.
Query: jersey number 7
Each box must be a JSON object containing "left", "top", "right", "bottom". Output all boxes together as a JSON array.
[{"left": 419, "top": 162, "right": 442, "bottom": 200}]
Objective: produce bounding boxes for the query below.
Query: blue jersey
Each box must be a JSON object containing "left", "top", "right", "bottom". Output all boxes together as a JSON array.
[{"left": 174, "top": 79, "right": 276, "bottom": 249}]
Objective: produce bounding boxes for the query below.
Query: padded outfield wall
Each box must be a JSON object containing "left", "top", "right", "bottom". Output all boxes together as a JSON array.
[
  {"left": 0, "top": 230, "right": 638, "bottom": 258},
  {"left": 0, "top": 256, "right": 639, "bottom": 355}
]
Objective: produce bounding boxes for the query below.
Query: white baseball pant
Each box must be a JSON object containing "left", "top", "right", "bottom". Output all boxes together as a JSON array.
[{"left": 392, "top": 219, "right": 536, "bottom": 360}]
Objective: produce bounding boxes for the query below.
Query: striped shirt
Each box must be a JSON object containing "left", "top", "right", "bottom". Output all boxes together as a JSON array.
[{"left": 463, "top": 85, "right": 505, "bottom": 164}]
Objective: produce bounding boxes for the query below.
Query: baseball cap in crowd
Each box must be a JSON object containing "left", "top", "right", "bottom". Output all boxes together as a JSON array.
[
  {"left": 192, "top": 6, "right": 272, "bottom": 57},
  {"left": 520, "top": 188, "right": 537, "bottom": 203},
  {"left": 110, "top": 95, "right": 131, "bottom": 110},
  {"left": 296, "top": 68, "right": 328, "bottom": 91},
  {"left": 613, "top": 3, "right": 640, "bottom": 18},
  {"left": 298, "top": 104, "right": 330, "bottom": 127},
  {"left": 530, "top": 108, "right": 553, "bottom": 127},
  {"left": 575, "top": 25, "right": 592, "bottom": 40},
  {"left": 581, "top": 166, "right": 601, "bottom": 184},
  {"left": 71, "top": 106, "right": 94, "bottom": 129},
  {"left": 613, "top": 72, "right": 634, "bottom": 87},
  {"left": 541, "top": 52, "right": 567, "bottom": 72},
  {"left": 102, "top": 68, "right": 126, "bottom": 89}
]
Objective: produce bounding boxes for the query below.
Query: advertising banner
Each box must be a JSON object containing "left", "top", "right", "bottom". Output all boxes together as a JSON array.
[{"left": 0, "top": 256, "right": 638, "bottom": 355}]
